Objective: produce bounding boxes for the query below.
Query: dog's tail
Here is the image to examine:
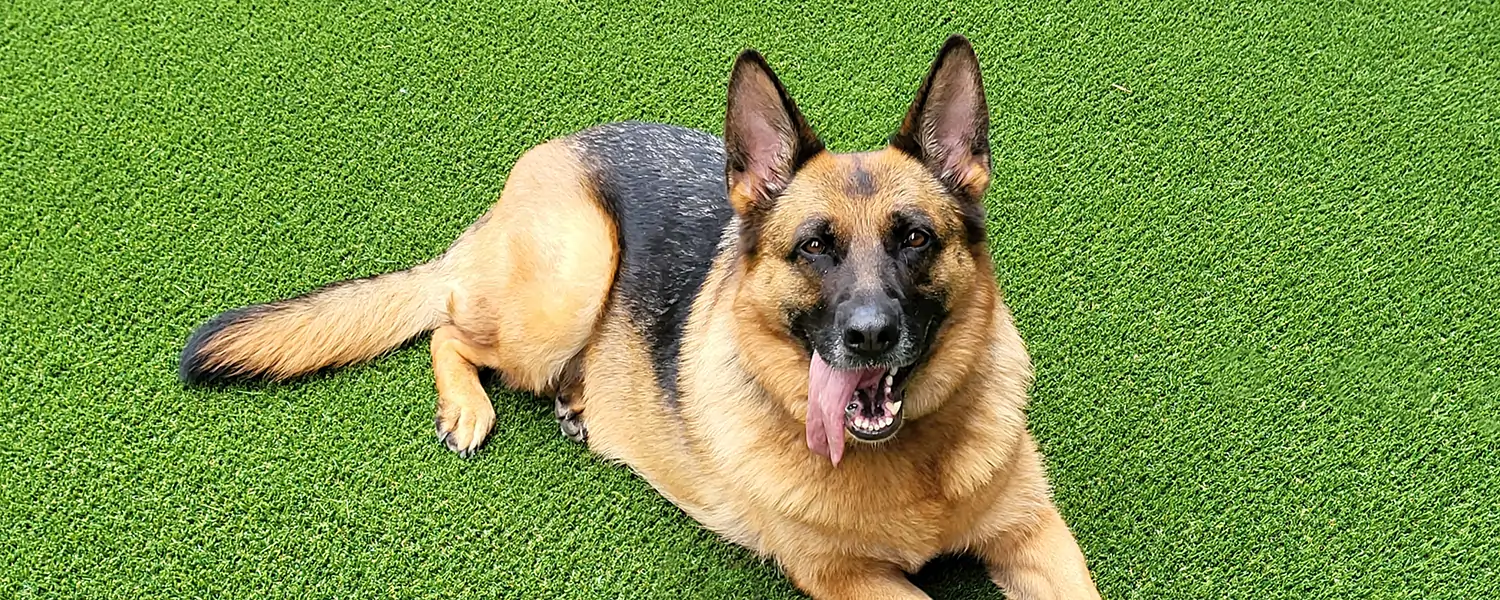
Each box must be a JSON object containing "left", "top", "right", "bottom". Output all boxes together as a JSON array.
[{"left": 179, "top": 263, "right": 446, "bottom": 384}]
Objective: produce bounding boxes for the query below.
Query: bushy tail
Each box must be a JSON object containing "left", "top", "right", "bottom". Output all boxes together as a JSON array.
[{"left": 179, "top": 264, "right": 445, "bottom": 383}]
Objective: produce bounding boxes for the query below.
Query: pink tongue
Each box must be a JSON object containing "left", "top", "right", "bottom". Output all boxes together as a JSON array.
[{"left": 807, "top": 352, "right": 881, "bottom": 466}]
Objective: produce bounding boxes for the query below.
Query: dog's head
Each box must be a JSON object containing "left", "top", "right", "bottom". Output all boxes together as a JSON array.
[{"left": 725, "top": 36, "right": 995, "bottom": 464}]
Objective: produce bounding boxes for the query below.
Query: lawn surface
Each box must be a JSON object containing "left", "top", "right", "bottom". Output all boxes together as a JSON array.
[{"left": 3, "top": 0, "right": 1498, "bottom": 598}]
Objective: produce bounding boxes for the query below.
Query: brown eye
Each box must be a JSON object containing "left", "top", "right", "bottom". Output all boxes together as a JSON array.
[
  {"left": 903, "top": 230, "right": 929, "bottom": 249},
  {"left": 800, "top": 238, "right": 827, "bottom": 256}
]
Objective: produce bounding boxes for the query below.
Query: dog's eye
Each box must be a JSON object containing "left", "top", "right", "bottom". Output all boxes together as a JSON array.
[
  {"left": 799, "top": 238, "right": 827, "bottom": 256},
  {"left": 903, "top": 230, "right": 930, "bottom": 249}
]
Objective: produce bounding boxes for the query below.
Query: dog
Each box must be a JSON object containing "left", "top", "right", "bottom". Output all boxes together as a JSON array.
[{"left": 179, "top": 35, "right": 1101, "bottom": 599}]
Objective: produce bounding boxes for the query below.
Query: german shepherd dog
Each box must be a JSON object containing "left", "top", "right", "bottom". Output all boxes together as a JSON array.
[{"left": 180, "top": 36, "right": 1100, "bottom": 599}]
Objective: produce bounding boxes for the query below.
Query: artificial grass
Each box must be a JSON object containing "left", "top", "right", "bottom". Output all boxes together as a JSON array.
[{"left": 2, "top": 0, "right": 1497, "bottom": 597}]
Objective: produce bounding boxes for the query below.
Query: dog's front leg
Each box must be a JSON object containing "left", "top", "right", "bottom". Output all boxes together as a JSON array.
[
  {"left": 781, "top": 557, "right": 931, "bottom": 600},
  {"left": 975, "top": 505, "right": 1101, "bottom": 600}
]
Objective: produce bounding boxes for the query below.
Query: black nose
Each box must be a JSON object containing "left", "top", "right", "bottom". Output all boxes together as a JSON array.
[{"left": 842, "top": 302, "right": 899, "bottom": 357}]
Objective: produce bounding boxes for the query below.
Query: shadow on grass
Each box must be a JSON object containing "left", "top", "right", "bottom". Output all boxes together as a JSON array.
[{"left": 913, "top": 555, "right": 1005, "bottom": 599}]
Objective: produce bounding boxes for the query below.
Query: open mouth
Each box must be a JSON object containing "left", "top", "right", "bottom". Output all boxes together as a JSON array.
[
  {"left": 843, "top": 366, "right": 909, "bottom": 441},
  {"left": 807, "top": 353, "right": 914, "bottom": 465}
]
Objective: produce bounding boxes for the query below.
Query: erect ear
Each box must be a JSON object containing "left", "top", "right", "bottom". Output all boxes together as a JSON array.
[
  {"left": 889, "top": 35, "right": 992, "bottom": 202},
  {"left": 724, "top": 50, "right": 824, "bottom": 218}
]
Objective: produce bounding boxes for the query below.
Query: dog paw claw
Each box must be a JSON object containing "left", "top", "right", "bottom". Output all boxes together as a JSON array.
[
  {"left": 554, "top": 396, "right": 587, "bottom": 444},
  {"left": 434, "top": 403, "right": 494, "bottom": 459}
]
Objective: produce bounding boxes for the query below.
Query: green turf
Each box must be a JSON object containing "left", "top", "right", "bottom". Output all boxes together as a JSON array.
[{"left": 3, "top": 0, "right": 1497, "bottom": 597}]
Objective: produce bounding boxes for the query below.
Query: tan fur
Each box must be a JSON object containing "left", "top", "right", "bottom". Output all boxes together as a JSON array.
[
  {"left": 187, "top": 265, "right": 444, "bottom": 381},
  {"left": 426, "top": 140, "right": 618, "bottom": 454},
  {"left": 183, "top": 140, "right": 617, "bottom": 456},
  {"left": 430, "top": 325, "right": 500, "bottom": 454},
  {"left": 437, "top": 140, "right": 618, "bottom": 395},
  {"left": 624, "top": 150, "right": 1099, "bottom": 598},
  {"left": 185, "top": 79, "right": 1098, "bottom": 600}
]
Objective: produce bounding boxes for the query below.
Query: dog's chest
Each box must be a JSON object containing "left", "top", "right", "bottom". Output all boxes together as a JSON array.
[{"left": 718, "top": 445, "right": 963, "bottom": 564}]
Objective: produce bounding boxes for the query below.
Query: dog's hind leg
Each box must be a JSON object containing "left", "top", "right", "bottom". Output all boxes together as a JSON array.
[
  {"left": 431, "top": 325, "right": 500, "bottom": 457},
  {"left": 554, "top": 396, "right": 587, "bottom": 443},
  {"left": 428, "top": 139, "right": 618, "bottom": 455}
]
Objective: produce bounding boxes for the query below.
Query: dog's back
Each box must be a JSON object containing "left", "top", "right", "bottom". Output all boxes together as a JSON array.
[
  {"left": 178, "top": 122, "right": 732, "bottom": 454},
  {"left": 572, "top": 122, "right": 733, "bottom": 407},
  {"left": 179, "top": 37, "right": 1103, "bottom": 599}
]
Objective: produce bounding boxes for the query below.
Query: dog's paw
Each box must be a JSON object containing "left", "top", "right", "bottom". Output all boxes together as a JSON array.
[
  {"left": 554, "top": 396, "right": 587, "bottom": 444},
  {"left": 434, "top": 401, "right": 496, "bottom": 459}
]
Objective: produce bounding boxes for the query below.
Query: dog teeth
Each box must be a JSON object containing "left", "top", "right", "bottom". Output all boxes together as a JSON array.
[{"left": 848, "top": 393, "right": 906, "bottom": 434}]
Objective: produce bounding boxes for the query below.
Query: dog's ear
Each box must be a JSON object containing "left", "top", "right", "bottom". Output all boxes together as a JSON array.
[
  {"left": 724, "top": 50, "right": 824, "bottom": 218},
  {"left": 890, "top": 35, "right": 991, "bottom": 202}
]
